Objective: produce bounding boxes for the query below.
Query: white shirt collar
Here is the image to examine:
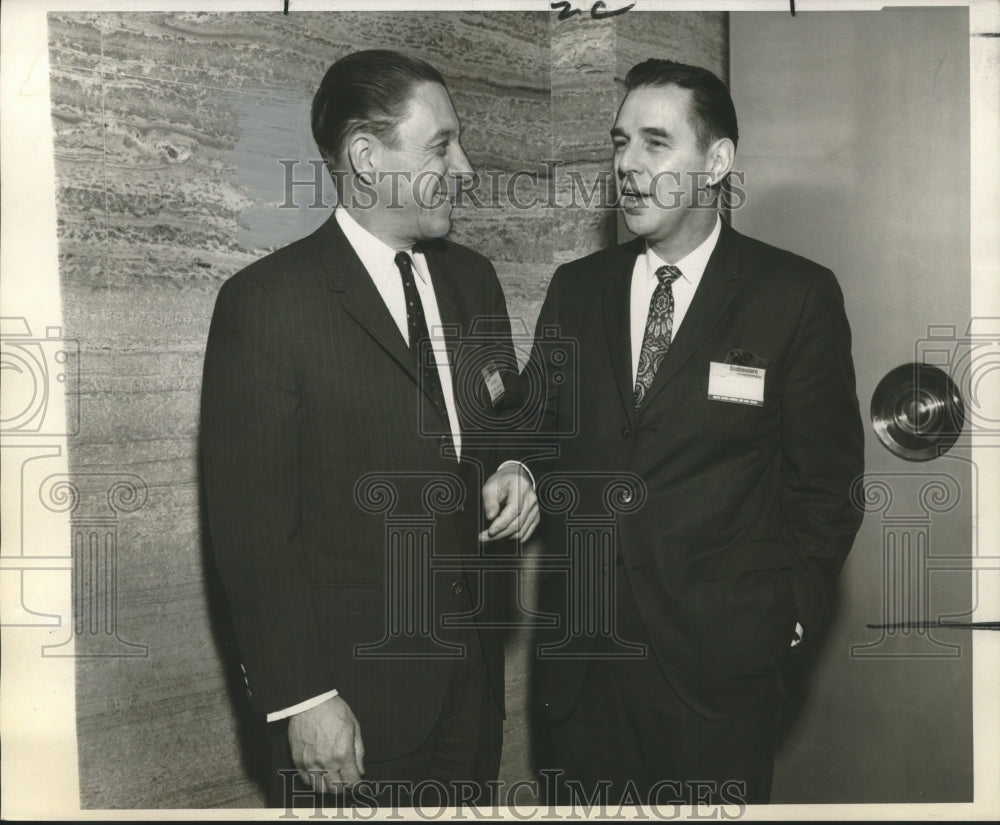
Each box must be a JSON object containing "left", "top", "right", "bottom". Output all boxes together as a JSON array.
[
  {"left": 335, "top": 207, "right": 428, "bottom": 284},
  {"left": 642, "top": 214, "right": 722, "bottom": 286}
]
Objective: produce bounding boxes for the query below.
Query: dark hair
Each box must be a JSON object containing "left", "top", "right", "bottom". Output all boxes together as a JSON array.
[
  {"left": 624, "top": 59, "right": 738, "bottom": 150},
  {"left": 311, "top": 49, "right": 446, "bottom": 169}
]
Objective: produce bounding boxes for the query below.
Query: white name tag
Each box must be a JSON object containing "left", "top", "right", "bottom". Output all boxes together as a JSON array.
[
  {"left": 482, "top": 363, "right": 505, "bottom": 407},
  {"left": 708, "top": 362, "right": 765, "bottom": 406}
]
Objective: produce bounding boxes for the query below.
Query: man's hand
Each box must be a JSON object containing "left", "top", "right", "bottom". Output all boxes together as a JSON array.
[
  {"left": 480, "top": 464, "right": 539, "bottom": 542},
  {"left": 288, "top": 695, "right": 365, "bottom": 794}
]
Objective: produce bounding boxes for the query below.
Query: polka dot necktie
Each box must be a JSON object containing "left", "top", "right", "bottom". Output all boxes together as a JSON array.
[
  {"left": 633, "top": 264, "right": 683, "bottom": 411},
  {"left": 394, "top": 251, "right": 448, "bottom": 420}
]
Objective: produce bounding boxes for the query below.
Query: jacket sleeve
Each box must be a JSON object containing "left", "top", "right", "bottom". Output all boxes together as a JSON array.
[
  {"left": 516, "top": 265, "right": 569, "bottom": 481},
  {"left": 200, "top": 276, "right": 333, "bottom": 713},
  {"left": 780, "top": 268, "right": 866, "bottom": 636},
  {"left": 467, "top": 256, "right": 524, "bottom": 471}
]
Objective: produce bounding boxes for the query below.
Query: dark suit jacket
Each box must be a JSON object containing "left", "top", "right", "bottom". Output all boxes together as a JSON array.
[
  {"left": 201, "top": 214, "right": 517, "bottom": 760},
  {"left": 528, "top": 219, "right": 865, "bottom": 719}
]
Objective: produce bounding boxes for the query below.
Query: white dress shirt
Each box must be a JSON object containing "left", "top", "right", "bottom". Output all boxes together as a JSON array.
[
  {"left": 266, "top": 208, "right": 464, "bottom": 723},
  {"left": 629, "top": 215, "right": 722, "bottom": 384},
  {"left": 337, "top": 207, "right": 464, "bottom": 460}
]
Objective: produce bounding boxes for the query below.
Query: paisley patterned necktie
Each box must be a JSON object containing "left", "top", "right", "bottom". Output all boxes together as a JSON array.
[{"left": 633, "top": 264, "right": 683, "bottom": 411}]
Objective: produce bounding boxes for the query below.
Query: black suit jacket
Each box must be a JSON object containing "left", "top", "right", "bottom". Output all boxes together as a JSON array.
[
  {"left": 201, "top": 214, "right": 517, "bottom": 760},
  {"left": 528, "top": 220, "right": 865, "bottom": 719}
]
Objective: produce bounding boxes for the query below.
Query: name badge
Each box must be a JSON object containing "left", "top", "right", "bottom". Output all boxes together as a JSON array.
[
  {"left": 708, "top": 362, "right": 765, "bottom": 406},
  {"left": 482, "top": 362, "right": 505, "bottom": 407}
]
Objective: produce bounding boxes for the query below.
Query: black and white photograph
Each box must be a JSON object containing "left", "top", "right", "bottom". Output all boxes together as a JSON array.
[{"left": 1, "top": 0, "right": 997, "bottom": 820}]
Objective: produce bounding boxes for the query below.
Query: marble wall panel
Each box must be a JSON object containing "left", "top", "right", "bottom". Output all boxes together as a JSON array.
[
  {"left": 48, "top": 10, "right": 554, "bottom": 810},
  {"left": 49, "top": 13, "right": 104, "bottom": 72},
  {"left": 614, "top": 11, "right": 729, "bottom": 89},
  {"left": 47, "top": 9, "right": 726, "bottom": 808},
  {"left": 551, "top": 17, "right": 618, "bottom": 264}
]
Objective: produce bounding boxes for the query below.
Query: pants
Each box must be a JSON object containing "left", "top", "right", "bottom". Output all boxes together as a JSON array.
[
  {"left": 535, "top": 566, "right": 782, "bottom": 807},
  {"left": 268, "top": 629, "right": 502, "bottom": 811}
]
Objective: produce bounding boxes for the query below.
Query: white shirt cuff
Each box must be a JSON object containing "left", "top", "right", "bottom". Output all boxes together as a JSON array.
[
  {"left": 266, "top": 689, "right": 339, "bottom": 723},
  {"left": 498, "top": 460, "right": 535, "bottom": 490},
  {"left": 790, "top": 621, "right": 805, "bottom": 647}
]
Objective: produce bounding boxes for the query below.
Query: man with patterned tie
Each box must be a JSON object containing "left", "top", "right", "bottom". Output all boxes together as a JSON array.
[
  {"left": 201, "top": 50, "right": 537, "bottom": 808},
  {"left": 522, "top": 59, "right": 865, "bottom": 805}
]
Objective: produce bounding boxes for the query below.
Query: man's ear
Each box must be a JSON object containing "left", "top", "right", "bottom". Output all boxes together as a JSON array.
[
  {"left": 705, "top": 137, "right": 735, "bottom": 187},
  {"left": 346, "top": 132, "right": 378, "bottom": 184}
]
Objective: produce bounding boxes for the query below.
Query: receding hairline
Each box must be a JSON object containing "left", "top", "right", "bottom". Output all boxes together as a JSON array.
[{"left": 400, "top": 80, "right": 464, "bottom": 138}]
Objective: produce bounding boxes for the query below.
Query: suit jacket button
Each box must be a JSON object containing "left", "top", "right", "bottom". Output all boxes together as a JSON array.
[
  {"left": 621, "top": 426, "right": 631, "bottom": 439},
  {"left": 450, "top": 580, "right": 464, "bottom": 595}
]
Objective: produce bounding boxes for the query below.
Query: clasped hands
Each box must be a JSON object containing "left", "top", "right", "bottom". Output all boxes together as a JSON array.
[{"left": 479, "top": 462, "right": 539, "bottom": 544}]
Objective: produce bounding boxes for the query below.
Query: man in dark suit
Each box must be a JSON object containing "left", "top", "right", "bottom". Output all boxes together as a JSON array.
[
  {"left": 523, "top": 59, "right": 865, "bottom": 806},
  {"left": 201, "top": 50, "right": 537, "bottom": 808}
]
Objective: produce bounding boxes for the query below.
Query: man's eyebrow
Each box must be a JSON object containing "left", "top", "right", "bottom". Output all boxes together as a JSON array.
[
  {"left": 610, "top": 126, "right": 673, "bottom": 141},
  {"left": 426, "top": 127, "right": 457, "bottom": 143},
  {"left": 639, "top": 127, "right": 672, "bottom": 141}
]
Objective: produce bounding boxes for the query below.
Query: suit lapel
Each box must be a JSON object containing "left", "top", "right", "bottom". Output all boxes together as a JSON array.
[
  {"left": 603, "top": 239, "right": 645, "bottom": 423},
  {"left": 422, "top": 243, "right": 466, "bottom": 427},
  {"left": 417, "top": 245, "right": 477, "bottom": 528},
  {"left": 637, "top": 220, "right": 742, "bottom": 412},
  {"left": 317, "top": 215, "right": 420, "bottom": 387}
]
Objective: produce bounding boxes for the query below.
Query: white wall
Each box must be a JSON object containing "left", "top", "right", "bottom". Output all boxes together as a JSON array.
[{"left": 730, "top": 7, "right": 973, "bottom": 803}]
